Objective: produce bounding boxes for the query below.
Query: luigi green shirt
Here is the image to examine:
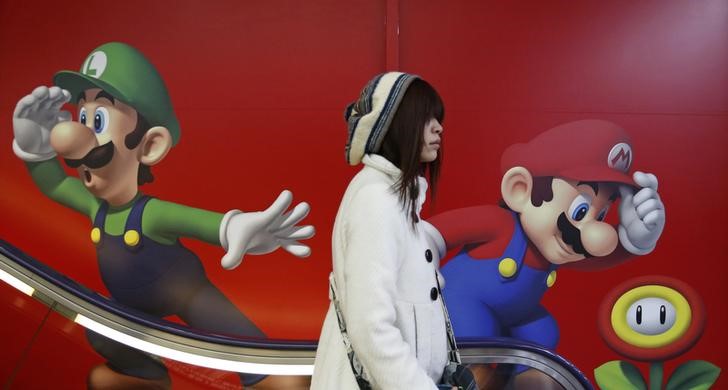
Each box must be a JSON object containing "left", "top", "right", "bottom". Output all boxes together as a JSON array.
[{"left": 27, "top": 159, "right": 223, "bottom": 246}]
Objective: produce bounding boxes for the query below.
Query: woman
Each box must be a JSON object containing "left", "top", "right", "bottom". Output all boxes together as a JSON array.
[{"left": 312, "top": 72, "right": 452, "bottom": 389}]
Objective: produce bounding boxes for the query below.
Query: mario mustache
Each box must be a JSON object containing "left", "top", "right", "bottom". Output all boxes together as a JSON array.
[
  {"left": 557, "top": 212, "right": 593, "bottom": 258},
  {"left": 64, "top": 142, "right": 115, "bottom": 169}
]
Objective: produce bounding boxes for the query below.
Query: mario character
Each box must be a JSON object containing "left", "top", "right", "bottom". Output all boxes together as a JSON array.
[
  {"left": 11, "top": 42, "right": 314, "bottom": 389},
  {"left": 427, "top": 120, "right": 666, "bottom": 353}
]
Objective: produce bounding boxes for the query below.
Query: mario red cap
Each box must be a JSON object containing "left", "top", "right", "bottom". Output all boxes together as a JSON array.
[{"left": 500, "top": 119, "right": 636, "bottom": 186}]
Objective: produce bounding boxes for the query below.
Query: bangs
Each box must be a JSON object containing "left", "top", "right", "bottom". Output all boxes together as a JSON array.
[{"left": 413, "top": 78, "right": 445, "bottom": 123}]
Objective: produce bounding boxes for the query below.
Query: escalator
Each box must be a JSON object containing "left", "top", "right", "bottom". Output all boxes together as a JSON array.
[{"left": 0, "top": 239, "right": 593, "bottom": 389}]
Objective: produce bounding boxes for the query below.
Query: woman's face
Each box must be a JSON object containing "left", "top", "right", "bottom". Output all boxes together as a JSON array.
[{"left": 420, "top": 118, "right": 443, "bottom": 163}]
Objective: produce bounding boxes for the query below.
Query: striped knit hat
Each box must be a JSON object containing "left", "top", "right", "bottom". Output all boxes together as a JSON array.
[{"left": 344, "top": 72, "right": 419, "bottom": 165}]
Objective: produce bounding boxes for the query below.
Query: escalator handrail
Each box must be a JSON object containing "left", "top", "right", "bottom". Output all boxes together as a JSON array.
[
  {"left": 0, "top": 238, "right": 315, "bottom": 350},
  {"left": 458, "top": 338, "right": 593, "bottom": 389},
  {"left": 0, "top": 238, "right": 592, "bottom": 388}
]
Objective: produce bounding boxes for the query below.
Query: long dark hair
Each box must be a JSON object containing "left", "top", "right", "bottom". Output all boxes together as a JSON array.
[{"left": 379, "top": 78, "right": 444, "bottom": 228}]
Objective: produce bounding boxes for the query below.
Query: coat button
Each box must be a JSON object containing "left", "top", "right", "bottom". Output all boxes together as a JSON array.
[
  {"left": 425, "top": 249, "right": 433, "bottom": 263},
  {"left": 430, "top": 287, "right": 438, "bottom": 301}
]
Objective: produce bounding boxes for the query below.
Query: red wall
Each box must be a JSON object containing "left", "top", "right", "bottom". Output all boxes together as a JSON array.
[{"left": 0, "top": 0, "right": 725, "bottom": 388}]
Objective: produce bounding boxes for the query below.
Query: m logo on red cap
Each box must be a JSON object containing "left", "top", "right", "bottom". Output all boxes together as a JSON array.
[{"left": 607, "top": 143, "right": 632, "bottom": 173}]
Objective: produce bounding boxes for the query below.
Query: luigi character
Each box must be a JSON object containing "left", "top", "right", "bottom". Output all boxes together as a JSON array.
[
  {"left": 427, "top": 120, "right": 666, "bottom": 379},
  {"left": 11, "top": 42, "right": 314, "bottom": 389}
]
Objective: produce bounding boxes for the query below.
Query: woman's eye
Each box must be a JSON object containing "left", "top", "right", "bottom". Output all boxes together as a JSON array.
[
  {"left": 93, "top": 107, "right": 110, "bottom": 134},
  {"left": 568, "top": 194, "right": 592, "bottom": 222}
]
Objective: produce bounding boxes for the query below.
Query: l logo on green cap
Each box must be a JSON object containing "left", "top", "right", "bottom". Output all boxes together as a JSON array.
[{"left": 82, "top": 51, "right": 108, "bottom": 79}]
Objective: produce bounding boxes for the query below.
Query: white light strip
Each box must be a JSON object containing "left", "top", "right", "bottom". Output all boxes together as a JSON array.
[
  {"left": 0, "top": 268, "right": 35, "bottom": 296},
  {"left": 74, "top": 314, "right": 314, "bottom": 376}
]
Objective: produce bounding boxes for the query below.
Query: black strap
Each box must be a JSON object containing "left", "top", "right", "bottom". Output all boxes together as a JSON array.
[
  {"left": 329, "top": 270, "right": 460, "bottom": 389},
  {"left": 435, "top": 270, "right": 461, "bottom": 365},
  {"left": 329, "top": 274, "right": 372, "bottom": 389}
]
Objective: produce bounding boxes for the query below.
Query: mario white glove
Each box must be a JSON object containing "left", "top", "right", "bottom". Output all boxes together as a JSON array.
[
  {"left": 618, "top": 171, "right": 666, "bottom": 255},
  {"left": 219, "top": 190, "right": 315, "bottom": 270},
  {"left": 12, "top": 86, "right": 72, "bottom": 162}
]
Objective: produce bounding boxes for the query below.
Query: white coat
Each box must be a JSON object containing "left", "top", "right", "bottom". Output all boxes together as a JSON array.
[{"left": 311, "top": 154, "right": 449, "bottom": 390}]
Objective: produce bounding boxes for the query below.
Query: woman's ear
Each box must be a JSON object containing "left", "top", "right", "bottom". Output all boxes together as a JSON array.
[
  {"left": 501, "top": 167, "right": 533, "bottom": 212},
  {"left": 139, "top": 126, "right": 172, "bottom": 166}
]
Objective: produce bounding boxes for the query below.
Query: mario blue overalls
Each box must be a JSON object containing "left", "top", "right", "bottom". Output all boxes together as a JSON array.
[
  {"left": 441, "top": 212, "right": 559, "bottom": 351},
  {"left": 87, "top": 195, "right": 266, "bottom": 385}
]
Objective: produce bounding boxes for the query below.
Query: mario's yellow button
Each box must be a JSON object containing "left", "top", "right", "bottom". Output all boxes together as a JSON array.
[
  {"left": 498, "top": 258, "right": 518, "bottom": 278},
  {"left": 547, "top": 271, "right": 557, "bottom": 288},
  {"left": 90, "top": 228, "right": 101, "bottom": 244},
  {"left": 124, "top": 230, "right": 140, "bottom": 247}
]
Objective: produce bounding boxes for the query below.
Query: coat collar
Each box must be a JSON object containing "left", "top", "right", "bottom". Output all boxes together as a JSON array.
[
  {"left": 362, "top": 153, "right": 401, "bottom": 177},
  {"left": 362, "top": 154, "right": 429, "bottom": 215}
]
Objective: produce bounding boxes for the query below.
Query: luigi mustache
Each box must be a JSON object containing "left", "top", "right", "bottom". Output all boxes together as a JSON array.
[{"left": 64, "top": 141, "right": 114, "bottom": 170}]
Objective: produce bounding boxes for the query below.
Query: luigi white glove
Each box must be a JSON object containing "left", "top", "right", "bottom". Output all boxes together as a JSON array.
[
  {"left": 12, "top": 86, "right": 72, "bottom": 162},
  {"left": 219, "top": 190, "right": 315, "bottom": 270},
  {"left": 618, "top": 171, "right": 666, "bottom": 255}
]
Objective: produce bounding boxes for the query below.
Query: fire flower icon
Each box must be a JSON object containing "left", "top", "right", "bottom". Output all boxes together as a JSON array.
[{"left": 595, "top": 276, "right": 720, "bottom": 389}]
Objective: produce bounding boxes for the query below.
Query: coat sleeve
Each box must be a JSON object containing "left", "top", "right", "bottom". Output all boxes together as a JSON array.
[{"left": 341, "top": 184, "right": 439, "bottom": 390}]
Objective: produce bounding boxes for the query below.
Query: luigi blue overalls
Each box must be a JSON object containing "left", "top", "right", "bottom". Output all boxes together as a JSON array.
[
  {"left": 86, "top": 195, "right": 266, "bottom": 386},
  {"left": 441, "top": 212, "right": 560, "bottom": 352}
]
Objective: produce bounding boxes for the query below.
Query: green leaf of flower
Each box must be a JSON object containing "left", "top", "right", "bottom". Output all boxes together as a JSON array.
[
  {"left": 594, "top": 360, "right": 646, "bottom": 390},
  {"left": 666, "top": 360, "right": 721, "bottom": 390}
]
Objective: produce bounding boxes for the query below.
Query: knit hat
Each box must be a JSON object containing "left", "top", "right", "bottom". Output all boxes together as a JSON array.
[
  {"left": 54, "top": 42, "right": 182, "bottom": 145},
  {"left": 344, "top": 72, "right": 419, "bottom": 165}
]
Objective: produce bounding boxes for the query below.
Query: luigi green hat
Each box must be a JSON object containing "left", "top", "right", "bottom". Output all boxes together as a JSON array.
[{"left": 54, "top": 42, "right": 181, "bottom": 145}]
